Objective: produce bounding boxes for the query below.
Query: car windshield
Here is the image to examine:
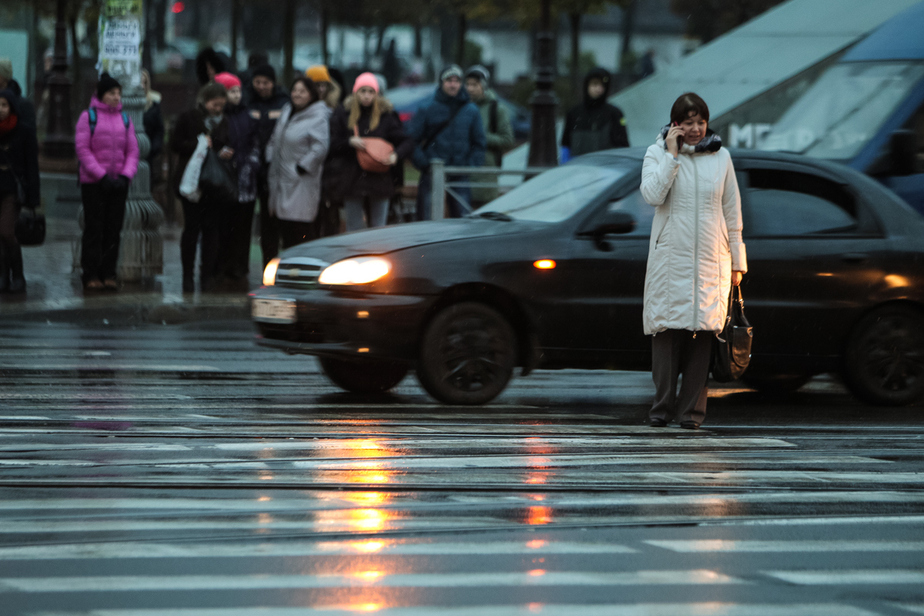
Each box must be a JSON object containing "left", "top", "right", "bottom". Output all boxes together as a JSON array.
[
  {"left": 473, "top": 164, "right": 627, "bottom": 223},
  {"left": 761, "top": 61, "right": 924, "bottom": 160}
]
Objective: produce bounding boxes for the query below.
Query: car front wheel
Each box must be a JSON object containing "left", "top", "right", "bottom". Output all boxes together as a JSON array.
[
  {"left": 417, "top": 302, "right": 516, "bottom": 405},
  {"left": 319, "top": 356, "right": 409, "bottom": 394},
  {"left": 844, "top": 306, "right": 924, "bottom": 406}
]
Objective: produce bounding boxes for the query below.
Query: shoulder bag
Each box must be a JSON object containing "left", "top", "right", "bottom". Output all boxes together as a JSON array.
[
  {"left": 712, "top": 285, "right": 753, "bottom": 382},
  {"left": 354, "top": 125, "right": 394, "bottom": 174}
]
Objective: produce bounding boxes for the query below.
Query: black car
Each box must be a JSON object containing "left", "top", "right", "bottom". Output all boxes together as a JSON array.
[{"left": 251, "top": 149, "right": 924, "bottom": 406}]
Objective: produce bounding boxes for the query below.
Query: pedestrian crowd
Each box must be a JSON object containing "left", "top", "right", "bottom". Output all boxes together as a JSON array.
[{"left": 0, "top": 50, "right": 640, "bottom": 296}]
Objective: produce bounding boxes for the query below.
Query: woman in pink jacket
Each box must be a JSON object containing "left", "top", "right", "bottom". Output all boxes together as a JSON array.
[{"left": 75, "top": 73, "right": 139, "bottom": 291}]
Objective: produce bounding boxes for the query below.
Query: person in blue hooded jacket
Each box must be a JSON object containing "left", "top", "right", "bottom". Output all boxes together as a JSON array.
[{"left": 407, "top": 65, "right": 486, "bottom": 220}]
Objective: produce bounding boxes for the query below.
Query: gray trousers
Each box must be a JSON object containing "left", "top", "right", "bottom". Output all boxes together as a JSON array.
[{"left": 650, "top": 329, "right": 712, "bottom": 425}]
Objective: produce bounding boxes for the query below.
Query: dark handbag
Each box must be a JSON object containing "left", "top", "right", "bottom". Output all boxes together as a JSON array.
[
  {"left": 198, "top": 148, "right": 237, "bottom": 203},
  {"left": 712, "top": 285, "right": 753, "bottom": 382},
  {"left": 16, "top": 206, "right": 46, "bottom": 246}
]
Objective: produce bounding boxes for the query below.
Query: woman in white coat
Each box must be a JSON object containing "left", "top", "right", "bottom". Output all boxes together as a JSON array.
[
  {"left": 266, "top": 77, "right": 331, "bottom": 249},
  {"left": 640, "top": 93, "right": 747, "bottom": 429}
]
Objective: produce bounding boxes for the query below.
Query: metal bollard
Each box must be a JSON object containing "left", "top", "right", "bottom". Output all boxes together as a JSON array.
[{"left": 430, "top": 158, "right": 445, "bottom": 220}]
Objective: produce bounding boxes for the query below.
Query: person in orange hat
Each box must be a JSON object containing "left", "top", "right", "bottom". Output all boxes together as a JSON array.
[{"left": 305, "top": 65, "right": 341, "bottom": 109}]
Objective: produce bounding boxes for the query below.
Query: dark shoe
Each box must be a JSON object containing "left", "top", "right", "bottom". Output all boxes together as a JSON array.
[
  {"left": 182, "top": 276, "right": 194, "bottom": 293},
  {"left": 7, "top": 276, "right": 25, "bottom": 293},
  {"left": 103, "top": 278, "right": 118, "bottom": 291},
  {"left": 0, "top": 273, "right": 8, "bottom": 293},
  {"left": 649, "top": 418, "right": 668, "bottom": 427},
  {"left": 679, "top": 421, "right": 700, "bottom": 430}
]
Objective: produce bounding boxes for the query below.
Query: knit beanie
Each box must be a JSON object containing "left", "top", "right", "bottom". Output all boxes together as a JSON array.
[
  {"left": 213, "top": 72, "right": 241, "bottom": 90},
  {"left": 465, "top": 65, "right": 490, "bottom": 88},
  {"left": 96, "top": 72, "right": 121, "bottom": 100},
  {"left": 0, "top": 59, "right": 12, "bottom": 82},
  {"left": 352, "top": 72, "right": 380, "bottom": 94},
  {"left": 440, "top": 64, "right": 464, "bottom": 82},
  {"left": 251, "top": 64, "right": 276, "bottom": 83},
  {"left": 305, "top": 65, "right": 332, "bottom": 83}
]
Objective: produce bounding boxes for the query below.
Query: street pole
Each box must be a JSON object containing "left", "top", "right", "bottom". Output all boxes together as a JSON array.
[
  {"left": 94, "top": 0, "right": 163, "bottom": 283},
  {"left": 42, "top": 0, "right": 75, "bottom": 160},
  {"left": 527, "top": 0, "right": 559, "bottom": 167}
]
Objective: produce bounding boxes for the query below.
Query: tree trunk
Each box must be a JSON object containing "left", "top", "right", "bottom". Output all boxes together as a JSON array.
[
  {"left": 375, "top": 24, "right": 387, "bottom": 57},
  {"left": 569, "top": 12, "right": 580, "bottom": 97},
  {"left": 455, "top": 13, "right": 466, "bottom": 66},
  {"left": 320, "top": 7, "right": 330, "bottom": 65},
  {"left": 231, "top": 0, "right": 242, "bottom": 70},
  {"left": 620, "top": 0, "right": 638, "bottom": 59},
  {"left": 283, "top": 0, "right": 296, "bottom": 86},
  {"left": 414, "top": 22, "right": 423, "bottom": 58},
  {"left": 68, "top": 12, "right": 80, "bottom": 113}
]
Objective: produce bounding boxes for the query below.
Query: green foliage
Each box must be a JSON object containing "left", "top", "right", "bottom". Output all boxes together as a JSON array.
[
  {"left": 562, "top": 50, "right": 597, "bottom": 79},
  {"left": 463, "top": 39, "right": 483, "bottom": 68}
]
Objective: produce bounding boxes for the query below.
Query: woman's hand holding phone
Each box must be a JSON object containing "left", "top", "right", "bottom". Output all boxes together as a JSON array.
[{"left": 666, "top": 122, "right": 684, "bottom": 158}]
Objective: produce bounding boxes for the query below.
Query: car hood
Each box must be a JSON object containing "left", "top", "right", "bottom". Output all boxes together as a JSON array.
[{"left": 278, "top": 219, "right": 544, "bottom": 263}]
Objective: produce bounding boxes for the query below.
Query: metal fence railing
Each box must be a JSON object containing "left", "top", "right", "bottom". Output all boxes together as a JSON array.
[{"left": 428, "top": 159, "right": 551, "bottom": 220}]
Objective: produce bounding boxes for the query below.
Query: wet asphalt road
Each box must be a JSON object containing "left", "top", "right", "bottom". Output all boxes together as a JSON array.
[{"left": 0, "top": 316, "right": 922, "bottom": 615}]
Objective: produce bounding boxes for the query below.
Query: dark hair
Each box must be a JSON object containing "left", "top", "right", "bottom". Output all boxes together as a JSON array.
[
  {"left": 195, "top": 47, "right": 227, "bottom": 86},
  {"left": 197, "top": 82, "right": 228, "bottom": 105},
  {"left": 290, "top": 76, "right": 320, "bottom": 104},
  {"left": 670, "top": 92, "right": 709, "bottom": 124}
]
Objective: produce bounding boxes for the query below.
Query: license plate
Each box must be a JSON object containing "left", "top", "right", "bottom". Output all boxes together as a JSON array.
[{"left": 252, "top": 299, "right": 297, "bottom": 324}]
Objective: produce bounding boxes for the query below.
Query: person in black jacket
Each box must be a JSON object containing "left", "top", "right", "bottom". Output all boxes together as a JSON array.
[
  {"left": 141, "top": 70, "right": 165, "bottom": 182},
  {"left": 327, "top": 72, "right": 414, "bottom": 231},
  {"left": 170, "top": 83, "right": 232, "bottom": 293},
  {"left": 245, "top": 64, "right": 290, "bottom": 266},
  {"left": 560, "top": 67, "right": 629, "bottom": 162},
  {"left": 214, "top": 72, "right": 259, "bottom": 285},
  {"left": 0, "top": 59, "right": 36, "bottom": 132},
  {"left": 0, "top": 89, "right": 39, "bottom": 293}
]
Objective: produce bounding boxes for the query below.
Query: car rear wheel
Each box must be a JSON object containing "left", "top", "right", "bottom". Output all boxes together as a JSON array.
[
  {"left": 319, "top": 357, "right": 409, "bottom": 394},
  {"left": 742, "top": 372, "right": 812, "bottom": 395},
  {"left": 844, "top": 306, "right": 924, "bottom": 406},
  {"left": 417, "top": 302, "right": 516, "bottom": 405}
]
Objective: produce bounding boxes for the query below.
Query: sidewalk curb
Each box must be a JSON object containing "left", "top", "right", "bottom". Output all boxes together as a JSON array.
[{"left": 2, "top": 297, "right": 251, "bottom": 325}]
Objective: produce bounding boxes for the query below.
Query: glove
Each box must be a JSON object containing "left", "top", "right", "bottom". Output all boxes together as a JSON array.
[
  {"left": 296, "top": 165, "right": 308, "bottom": 176},
  {"left": 559, "top": 147, "right": 571, "bottom": 164}
]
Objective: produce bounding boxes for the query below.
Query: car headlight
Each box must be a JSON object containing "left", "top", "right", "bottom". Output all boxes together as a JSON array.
[
  {"left": 263, "top": 258, "right": 280, "bottom": 286},
  {"left": 318, "top": 257, "right": 391, "bottom": 285}
]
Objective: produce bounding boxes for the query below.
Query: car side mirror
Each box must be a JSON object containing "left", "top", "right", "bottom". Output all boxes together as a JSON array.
[
  {"left": 593, "top": 211, "right": 636, "bottom": 236},
  {"left": 890, "top": 130, "right": 918, "bottom": 176}
]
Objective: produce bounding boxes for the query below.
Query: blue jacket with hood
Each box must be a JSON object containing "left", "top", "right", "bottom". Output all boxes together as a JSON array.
[{"left": 407, "top": 85, "right": 486, "bottom": 171}]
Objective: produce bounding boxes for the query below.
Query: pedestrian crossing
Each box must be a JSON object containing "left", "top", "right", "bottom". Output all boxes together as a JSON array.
[{"left": 1, "top": 318, "right": 923, "bottom": 615}]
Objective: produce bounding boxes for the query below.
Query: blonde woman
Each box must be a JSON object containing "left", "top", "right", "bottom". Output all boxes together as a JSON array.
[{"left": 326, "top": 72, "right": 413, "bottom": 231}]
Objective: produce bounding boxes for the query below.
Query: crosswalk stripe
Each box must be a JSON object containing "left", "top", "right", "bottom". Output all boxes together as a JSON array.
[
  {"left": 648, "top": 540, "right": 924, "bottom": 553},
  {"left": 765, "top": 569, "right": 924, "bottom": 585},
  {"left": 0, "top": 540, "right": 636, "bottom": 560},
  {"left": 25, "top": 605, "right": 881, "bottom": 616},
  {"left": 0, "top": 570, "right": 746, "bottom": 592}
]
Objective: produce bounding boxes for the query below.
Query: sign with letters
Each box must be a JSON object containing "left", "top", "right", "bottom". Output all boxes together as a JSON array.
[{"left": 97, "top": 0, "right": 143, "bottom": 90}]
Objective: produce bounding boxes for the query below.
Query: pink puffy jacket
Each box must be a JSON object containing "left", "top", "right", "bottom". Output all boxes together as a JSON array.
[{"left": 75, "top": 97, "right": 139, "bottom": 184}]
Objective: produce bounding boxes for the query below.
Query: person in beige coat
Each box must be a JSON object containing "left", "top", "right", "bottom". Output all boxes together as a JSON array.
[
  {"left": 640, "top": 92, "right": 747, "bottom": 429},
  {"left": 266, "top": 77, "right": 331, "bottom": 249}
]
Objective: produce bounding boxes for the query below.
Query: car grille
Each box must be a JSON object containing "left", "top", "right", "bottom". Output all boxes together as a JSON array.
[
  {"left": 258, "top": 321, "right": 326, "bottom": 344},
  {"left": 275, "top": 257, "right": 328, "bottom": 289}
]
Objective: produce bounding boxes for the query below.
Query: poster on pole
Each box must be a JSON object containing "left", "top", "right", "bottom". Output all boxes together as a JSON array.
[{"left": 98, "top": 0, "right": 144, "bottom": 90}]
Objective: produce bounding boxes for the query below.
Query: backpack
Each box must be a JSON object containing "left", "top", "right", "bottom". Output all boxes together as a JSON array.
[{"left": 88, "top": 107, "right": 131, "bottom": 136}]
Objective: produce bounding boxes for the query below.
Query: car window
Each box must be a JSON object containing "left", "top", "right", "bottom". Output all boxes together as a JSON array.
[
  {"left": 475, "top": 164, "right": 627, "bottom": 223},
  {"left": 603, "top": 190, "right": 655, "bottom": 236},
  {"left": 743, "top": 169, "right": 858, "bottom": 237}
]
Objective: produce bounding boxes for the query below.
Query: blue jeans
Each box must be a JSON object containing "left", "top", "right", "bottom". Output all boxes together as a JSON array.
[
  {"left": 344, "top": 196, "right": 389, "bottom": 231},
  {"left": 415, "top": 170, "right": 471, "bottom": 221}
]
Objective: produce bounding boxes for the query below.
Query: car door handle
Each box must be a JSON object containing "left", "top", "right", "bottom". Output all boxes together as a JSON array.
[{"left": 841, "top": 253, "right": 868, "bottom": 263}]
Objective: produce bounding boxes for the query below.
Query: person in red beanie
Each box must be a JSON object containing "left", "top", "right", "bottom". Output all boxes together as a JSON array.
[{"left": 326, "top": 72, "right": 413, "bottom": 231}]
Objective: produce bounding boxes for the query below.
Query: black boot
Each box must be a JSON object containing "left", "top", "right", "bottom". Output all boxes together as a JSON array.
[
  {"left": 0, "top": 244, "right": 9, "bottom": 293},
  {"left": 7, "top": 244, "right": 25, "bottom": 293}
]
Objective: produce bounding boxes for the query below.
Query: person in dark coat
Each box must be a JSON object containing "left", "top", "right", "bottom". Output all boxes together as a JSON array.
[
  {"left": 245, "top": 64, "right": 290, "bottom": 267},
  {"left": 170, "top": 83, "right": 232, "bottom": 293},
  {"left": 560, "top": 67, "right": 629, "bottom": 162},
  {"left": 141, "top": 70, "right": 165, "bottom": 178},
  {"left": 327, "top": 72, "right": 414, "bottom": 231},
  {"left": 214, "top": 72, "right": 259, "bottom": 285},
  {"left": 406, "top": 64, "right": 486, "bottom": 220},
  {"left": 195, "top": 47, "right": 228, "bottom": 86},
  {"left": 0, "top": 89, "right": 39, "bottom": 293}
]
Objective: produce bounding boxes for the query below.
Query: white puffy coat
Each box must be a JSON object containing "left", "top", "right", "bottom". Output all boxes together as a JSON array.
[
  {"left": 266, "top": 101, "right": 331, "bottom": 223},
  {"left": 641, "top": 136, "right": 747, "bottom": 335}
]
